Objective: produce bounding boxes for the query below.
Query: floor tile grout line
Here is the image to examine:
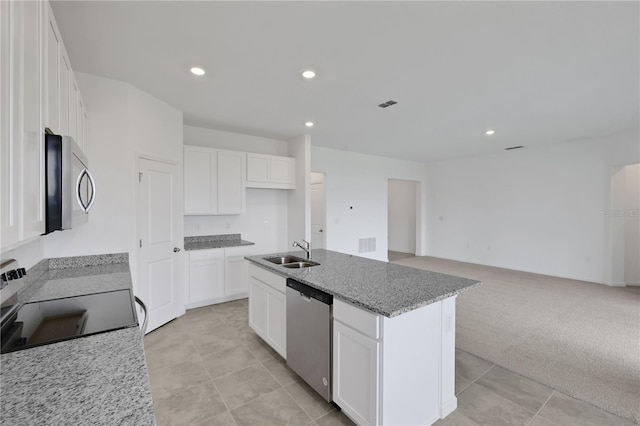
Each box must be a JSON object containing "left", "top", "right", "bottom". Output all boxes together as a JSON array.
[{"left": 525, "top": 391, "right": 556, "bottom": 426}]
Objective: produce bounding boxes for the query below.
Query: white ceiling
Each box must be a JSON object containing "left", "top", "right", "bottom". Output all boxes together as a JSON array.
[{"left": 52, "top": 1, "right": 639, "bottom": 162}]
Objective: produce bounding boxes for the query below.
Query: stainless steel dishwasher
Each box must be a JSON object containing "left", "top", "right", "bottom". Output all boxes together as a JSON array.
[{"left": 286, "top": 278, "right": 333, "bottom": 402}]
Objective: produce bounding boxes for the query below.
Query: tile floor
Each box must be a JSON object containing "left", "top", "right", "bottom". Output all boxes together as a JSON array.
[{"left": 144, "top": 299, "right": 634, "bottom": 426}]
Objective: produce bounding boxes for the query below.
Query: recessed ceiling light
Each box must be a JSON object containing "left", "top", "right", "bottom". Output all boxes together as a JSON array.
[
  {"left": 190, "top": 67, "right": 205, "bottom": 76},
  {"left": 305, "top": 122, "right": 314, "bottom": 127},
  {"left": 301, "top": 70, "right": 316, "bottom": 79},
  {"left": 485, "top": 129, "right": 495, "bottom": 135}
]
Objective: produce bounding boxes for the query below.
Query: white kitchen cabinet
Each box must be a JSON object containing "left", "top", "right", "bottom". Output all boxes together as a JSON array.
[
  {"left": 58, "top": 47, "right": 70, "bottom": 136},
  {"left": 187, "top": 248, "right": 225, "bottom": 308},
  {"left": 249, "top": 277, "right": 268, "bottom": 336},
  {"left": 69, "top": 74, "right": 78, "bottom": 142},
  {"left": 185, "top": 245, "right": 256, "bottom": 309},
  {"left": 1, "top": 0, "right": 46, "bottom": 251},
  {"left": 184, "top": 146, "right": 217, "bottom": 214},
  {"left": 217, "top": 150, "right": 245, "bottom": 214},
  {"left": 246, "top": 153, "right": 295, "bottom": 189},
  {"left": 332, "top": 297, "right": 455, "bottom": 426},
  {"left": 44, "top": 4, "right": 60, "bottom": 135},
  {"left": 248, "top": 263, "right": 287, "bottom": 358},
  {"left": 333, "top": 320, "right": 380, "bottom": 425},
  {"left": 184, "top": 145, "right": 245, "bottom": 215}
]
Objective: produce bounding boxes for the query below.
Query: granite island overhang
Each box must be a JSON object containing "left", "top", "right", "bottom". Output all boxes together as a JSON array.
[{"left": 245, "top": 248, "right": 482, "bottom": 426}]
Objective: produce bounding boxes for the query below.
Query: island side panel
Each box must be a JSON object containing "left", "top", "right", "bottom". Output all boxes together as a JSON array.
[
  {"left": 381, "top": 301, "right": 442, "bottom": 425},
  {"left": 440, "top": 295, "right": 457, "bottom": 418}
]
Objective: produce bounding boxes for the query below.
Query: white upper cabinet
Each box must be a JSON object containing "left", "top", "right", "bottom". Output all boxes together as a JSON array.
[
  {"left": 1, "top": 0, "right": 47, "bottom": 250},
  {"left": 184, "top": 145, "right": 245, "bottom": 215},
  {"left": 246, "top": 153, "right": 295, "bottom": 189},
  {"left": 44, "top": 7, "right": 60, "bottom": 135},
  {"left": 43, "top": 3, "right": 88, "bottom": 156},
  {"left": 217, "top": 150, "right": 246, "bottom": 215},
  {"left": 184, "top": 146, "right": 217, "bottom": 214}
]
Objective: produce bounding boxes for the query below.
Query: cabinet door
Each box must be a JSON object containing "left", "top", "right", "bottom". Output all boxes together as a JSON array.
[
  {"left": 45, "top": 6, "right": 59, "bottom": 134},
  {"left": 218, "top": 150, "right": 245, "bottom": 214},
  {"left": 58, "top": 48, "right": 70, "bottom": 136},
  {"left": 247, "top": 153, "right": 270, "bottom": 182},
  {"left": 21, "top": 0, "right": 45, "bottom": 240},
  {"left": 249, "top": 277, "right": 267, "bottom": 337},
  {"left": 184, "top": 146, "right": 217, "bottom": 214},
  {"left": 0, "top": 0, "right": 21, "bottom": 248},
  {"left": 77, "top": 97, "right": 84, "bottom": 153},
  {"left": 270, "top": 156, "right": 292, "bottom": 184},
  {"left": 188, "top": 252, "right": 225, "bottom": 304},
  {"left": 333, "top": 320, "right": 380, "bottom": 425},
  {"left": 266, "top": 287, "right": 286, "bottom": 358},
  {"left": 225, "top": 256, "right": 248, "bottom": 296},
  {"left": 69, "top": 75, "right": 78, "bottom": 140}
]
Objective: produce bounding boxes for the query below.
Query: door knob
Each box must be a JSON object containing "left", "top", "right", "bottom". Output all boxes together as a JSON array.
[
  {"left": 319, "top": 229, "right": 323, "bottom": 233},
  {"left": 173, "top": 247, "right": 181, "bottom": 252}
]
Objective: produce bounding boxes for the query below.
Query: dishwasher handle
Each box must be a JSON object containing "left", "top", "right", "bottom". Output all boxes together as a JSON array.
[{"left": 286, "top": 279, "right": 333, "bottom": 305}]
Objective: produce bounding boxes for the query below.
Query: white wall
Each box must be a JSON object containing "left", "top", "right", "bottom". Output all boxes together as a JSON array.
[
  {"left": 311, "top": 146, "right": 427, "bottom": 261},
  {"left": 388, "top": 179, "right": 417, "bottom": 253},
  {"left": 624, "top": 163, "right": 640, "bottom": 285},
  {"left": 426, "top": 130, "right": 640, "bottom": 284},
  {"left": 183, "top": 125, "right": 290, "bottom": 254},
  {"left": 42, "top": 73, "right": 184, "bottom": 289}
]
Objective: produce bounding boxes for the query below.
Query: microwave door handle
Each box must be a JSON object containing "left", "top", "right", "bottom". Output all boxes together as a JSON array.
[
  {"left": 84, "top": 169, "right": 96, "bottom": 212},
  {"left": 76, "top": 169, "right": 96, "bottom": 213}
]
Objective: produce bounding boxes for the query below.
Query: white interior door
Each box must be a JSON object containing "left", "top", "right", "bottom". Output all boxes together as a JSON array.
[
  {"left": 137, "top": 158, "right": 183, "bottom": 333},
  {"left": 311, "top": 172, "right": 326, "bottom": 249}
]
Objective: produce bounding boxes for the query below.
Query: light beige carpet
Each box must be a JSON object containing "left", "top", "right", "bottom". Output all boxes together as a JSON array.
[{"left": 394, "top": 256, "right": 640, "bottom": 424}]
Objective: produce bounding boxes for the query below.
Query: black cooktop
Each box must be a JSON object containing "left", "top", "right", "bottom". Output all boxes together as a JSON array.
[{"left": 1, "top": 289, "right": 139, "bottom": 354}]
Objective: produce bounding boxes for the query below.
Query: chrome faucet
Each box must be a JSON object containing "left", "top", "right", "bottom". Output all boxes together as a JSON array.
[{"left": 292, "top": 239, "right": 311, "bottom": 259}]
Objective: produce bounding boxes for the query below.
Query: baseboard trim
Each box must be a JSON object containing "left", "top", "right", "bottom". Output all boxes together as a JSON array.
[
  {"left": 185, "top": 293, "right": 248, "bottom": 310},
  {"left": 625, "top": 281, "right": 640, "bottom": 286},
  {"left": 424, "top": 255, "right": 608, "bottom": 286},
  {"left": 440, "top": 396, "right": 457, "bottom": 419}
]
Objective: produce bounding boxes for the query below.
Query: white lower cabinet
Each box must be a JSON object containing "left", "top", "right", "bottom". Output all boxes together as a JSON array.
[
  {"left": 332, "top": 297, "right": 457, "bottom": 426},
  {"left": 247, "top": 264, "right": 286, "bottom": 358},
  {"left": 333, "top": 320, "right": 380, "bottom": 425},
  {"left": 185, "top": 245, "right": 255, "bottom": 309},
  {"left": 187, "top": 249, "right": 225, "bottom": 307}
]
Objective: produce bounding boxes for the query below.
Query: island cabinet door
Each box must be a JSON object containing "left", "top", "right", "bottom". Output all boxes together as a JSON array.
[
  {"left": 249, "top": 277, "right": 267, "bottom": 336},
  {"left": 333, "top": 320, "right": 380, "bottom": 425},
  {"left": 265, "top": 287, "right": 286, "bottom": 358}
]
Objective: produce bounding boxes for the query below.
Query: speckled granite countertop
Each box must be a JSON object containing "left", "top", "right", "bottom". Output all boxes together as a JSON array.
[
  {"left": 1, "top": 253, "right": 156, "bottom": 426},
  {"left": 184, "top": 234, "right": 254, "bottom": 251},
  {"left": 246, "top": 249, "right": 481, "bottom": 318}
]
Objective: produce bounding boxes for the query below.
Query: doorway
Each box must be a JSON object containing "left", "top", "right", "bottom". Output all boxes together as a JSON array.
[
  {"left": 311, "top": 172, "right": 326, "bottom": 249},
  {"left": 136, "top": 156, "right": 184, "bottom": 333},
  {"left": 388, "top": 179, "right": 418, "bottom": 262}
]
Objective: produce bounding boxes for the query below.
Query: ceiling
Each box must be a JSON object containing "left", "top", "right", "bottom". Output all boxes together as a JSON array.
[{"left": 52, "top": 1, "right": 639, "bottom": 163}]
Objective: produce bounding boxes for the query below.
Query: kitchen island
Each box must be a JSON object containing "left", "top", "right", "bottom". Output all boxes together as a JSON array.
[
  {"left": 246, "top": 249, "right": 481, "bottom": 426},
  {"left": 0, "top": 254, "right": 155, "bottom": 426}
]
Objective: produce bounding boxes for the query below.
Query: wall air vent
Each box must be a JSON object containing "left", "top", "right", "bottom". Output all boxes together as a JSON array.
[
  {"left": 505, "top": 146, "right": 525, "bottom": 151},
  {"left": 378, "top": 100, "right": 397, "bottom": 108},
  {"left": 359, "top": 237, "right": 376, "bottom": 253}
]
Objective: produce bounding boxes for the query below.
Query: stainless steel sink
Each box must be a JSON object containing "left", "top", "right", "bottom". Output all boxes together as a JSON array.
[
  {"left": 282, "top": 261, "right": 320, "bottom": 269},
  {"left": 263, "top": 256, "right": 320, "bottom": 268},
  {"left": 264, "top": 256, "right": 306, "bottom": 265}
]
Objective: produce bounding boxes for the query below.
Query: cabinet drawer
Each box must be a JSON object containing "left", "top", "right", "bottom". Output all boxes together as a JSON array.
[
  {"left": 333, "top": 299, "right": 380, "bottom": 340},
  {"left": 248, "top": 263, "right": 286, "bottom": 293},
  {"left": 189, "top": 248, "right": 225, "bottom": 262}
]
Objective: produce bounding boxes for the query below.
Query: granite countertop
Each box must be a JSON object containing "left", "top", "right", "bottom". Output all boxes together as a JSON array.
[
  {"left": 184, "top": 234, "right": 254, "bottom": 251},
  {"left": 246, "top": 249, "right": 481, "bottom": 318},
  {"left": 1, "top": 253, "right": 156, "bottom": 426}
]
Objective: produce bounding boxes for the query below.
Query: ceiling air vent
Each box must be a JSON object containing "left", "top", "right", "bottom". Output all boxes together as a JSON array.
[
  {"left": 378, "top": 100, "right": 397, "bottom": 108},
  {"left": 505, "top": 146, "right": 525, "bottom": 151}
]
